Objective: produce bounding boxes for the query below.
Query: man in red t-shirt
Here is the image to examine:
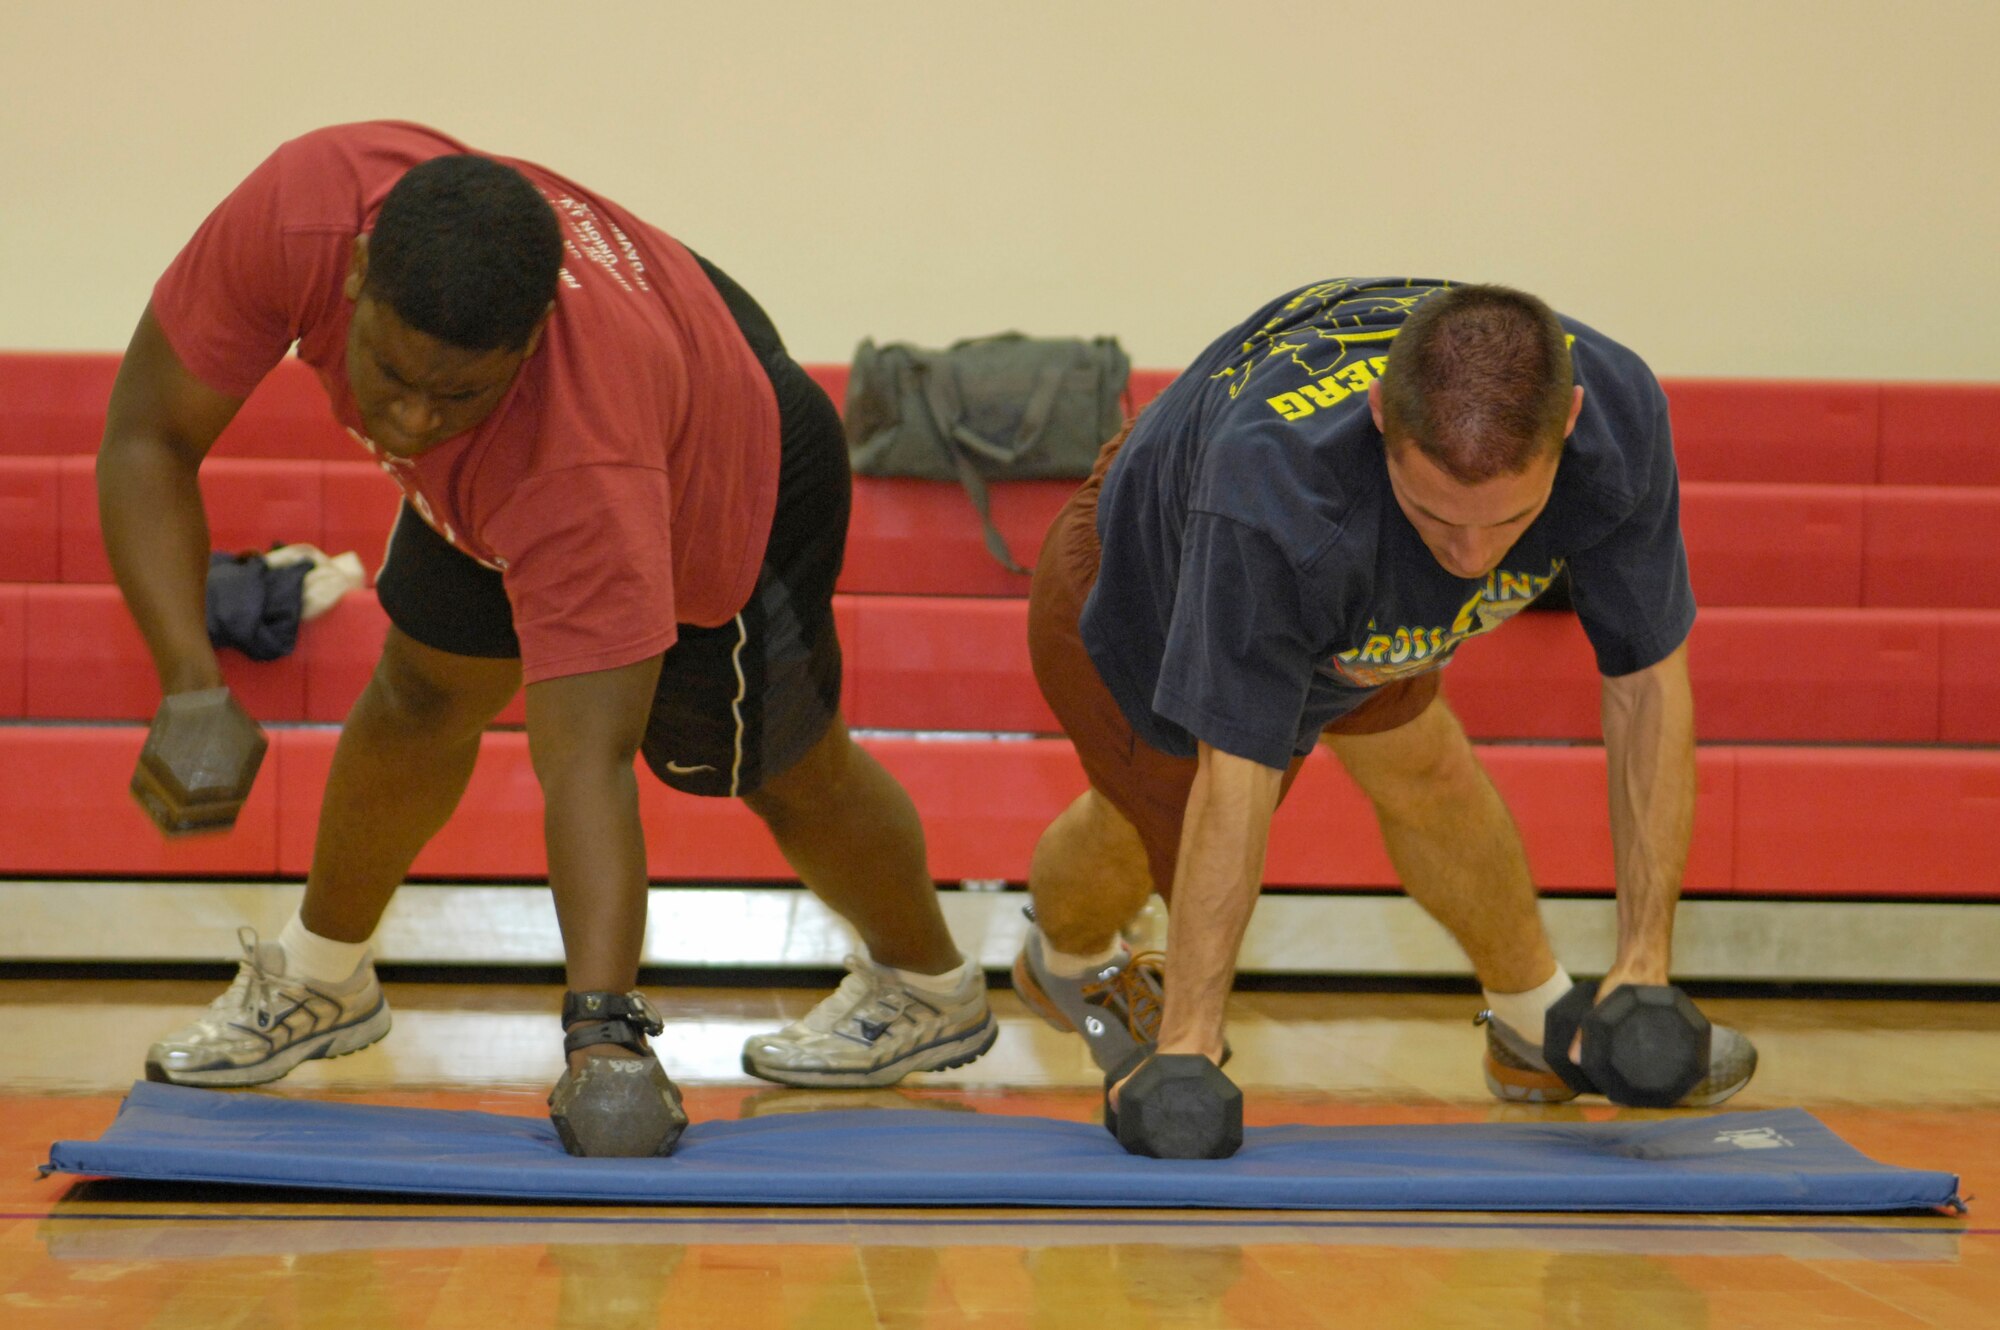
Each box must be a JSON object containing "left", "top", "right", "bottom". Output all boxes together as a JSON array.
[{"left": 102, "top": 123, "right": 994, "bottom": 1145}]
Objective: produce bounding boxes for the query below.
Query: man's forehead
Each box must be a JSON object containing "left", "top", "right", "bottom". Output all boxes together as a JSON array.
[
  {"left": 1389, "top": 441, "right": 1556, "bottom": 525},
  {"left": 358, "top": 298, "right": 515, "bottom": 386}
]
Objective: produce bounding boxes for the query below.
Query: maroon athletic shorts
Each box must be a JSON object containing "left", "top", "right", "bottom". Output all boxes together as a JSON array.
[{"left": 1026, "top": 423, "right": 1439, "bottom": 896}]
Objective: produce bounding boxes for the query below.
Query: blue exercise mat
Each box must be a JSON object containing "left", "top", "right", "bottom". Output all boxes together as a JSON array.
[{"left": 44, "top": 1082, "right": 1960, "bottom": 1213}]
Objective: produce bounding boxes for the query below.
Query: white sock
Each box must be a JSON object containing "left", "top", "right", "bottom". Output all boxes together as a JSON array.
[
  {"left": 1482, "top": 966, "right": 1574, "bottom": 1042},
  {"left": 1040, "top": 935, "right": 1125, "bottom": 980},
  {"left": 886, "top": 958, "right": 975, "bottom": 996},
  {"left": 276, "top": 915, "right": 373, "bottom": 986}
]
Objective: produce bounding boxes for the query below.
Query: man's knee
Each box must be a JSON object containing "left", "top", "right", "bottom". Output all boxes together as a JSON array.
[
  {"left": 367, "top": 630, "right": 518, "bottom": 742},
  {"left": 1030, "top": 789, "right": 1155, "bottom": 928},
  {"left": 740, "top": 716, "right": 852, "bottom": 825},
  {"left": 1332, "top": 701, "right": 1489, "bottom": 814}
]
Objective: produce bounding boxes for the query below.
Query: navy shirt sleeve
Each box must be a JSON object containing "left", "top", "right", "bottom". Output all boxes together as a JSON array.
[
  {"left": 1566, "top": 383, "right": 1698, "bottom": 676},
  {"left": 1151, "top": 512, "right": 1319, "bottom": 769}
]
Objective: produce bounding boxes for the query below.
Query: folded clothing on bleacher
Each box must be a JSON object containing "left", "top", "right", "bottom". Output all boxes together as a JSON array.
[{"left": 206, "top": 545, "right": 364, "bottom": 660}]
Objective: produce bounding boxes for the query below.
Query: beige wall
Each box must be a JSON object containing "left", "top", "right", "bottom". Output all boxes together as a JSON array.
[{"left": 3, "top": 1, "right": 1995, "bottom": 379}]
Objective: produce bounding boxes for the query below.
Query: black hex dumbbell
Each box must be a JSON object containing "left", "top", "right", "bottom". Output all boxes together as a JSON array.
[
  {"left": 549, "top": 990, "right": 688, "bottom": 1157},
  {"left": 130, "top": 687, "right": 268, "bottom": 835},
  {"left": 1104, "top": 1053, "right": 1243, "bottom": 1159},
  {"left": 1544, "top": 980, "right": 1711, "bottom": 1108}
]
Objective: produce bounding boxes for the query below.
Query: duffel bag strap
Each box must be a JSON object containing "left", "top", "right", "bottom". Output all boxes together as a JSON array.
[{"left": 912, "top": 353, "right": 1071, "bottom": 575}]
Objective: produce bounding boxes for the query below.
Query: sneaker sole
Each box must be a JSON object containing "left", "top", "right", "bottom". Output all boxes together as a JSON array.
[
  {"left": 1482, "top": 1053, "right": 1580, "bottom": 1104},
  {"left": 144, "top": 999, "right": 394, "bottom": 1088},
  {"left": 1481, "top": 1049, "right": 1759, "bottom": 1108},
  {"left": 1675, "top": 1044, "right": 1760, "bottom": 1108},
  {"left": 740, "top": 1013, "right": 1000, "bottom": 1089}
]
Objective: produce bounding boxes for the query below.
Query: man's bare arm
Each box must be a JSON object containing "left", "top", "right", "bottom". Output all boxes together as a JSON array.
[
  {"left": 1598, "top": 640, "right": 1696, "bottom": 990},
  {"left": 525, "top": 653, "right": 666, "bottom": 996},
  {"left": 98, "top": 307, "right": 246, "bottom": 693},
  {"left": 1153, "top": 741, "right": 1285, "bottom": 1066}
]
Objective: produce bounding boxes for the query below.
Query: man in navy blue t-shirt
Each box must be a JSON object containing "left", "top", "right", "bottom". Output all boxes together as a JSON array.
[{"left": 1012, "top": 279, "right": 1756, "bottom": 1119}]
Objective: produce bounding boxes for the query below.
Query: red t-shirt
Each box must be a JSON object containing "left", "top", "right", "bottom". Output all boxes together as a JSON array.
[{"left": 150, "top": 121, "right": 781, "bottom": 683}]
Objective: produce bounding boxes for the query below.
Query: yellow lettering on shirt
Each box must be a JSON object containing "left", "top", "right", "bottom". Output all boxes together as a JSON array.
[
  {"left": 1299, "top": 379, "right": 1352, "bottom": 410},
  {"left": 1269, "top": 392, "right": 1314, "bottom": 422},
  {"left": 1338, "top": 560, "right": 1568, "bottom": 687},
  {"left": 1334, "top": 361, "right": 1377, "bottom": 393}
]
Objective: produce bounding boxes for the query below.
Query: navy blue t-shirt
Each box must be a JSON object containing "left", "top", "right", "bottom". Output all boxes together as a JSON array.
[{"left": 1079, "top": 278, "right": 1696, "bottom": 770}]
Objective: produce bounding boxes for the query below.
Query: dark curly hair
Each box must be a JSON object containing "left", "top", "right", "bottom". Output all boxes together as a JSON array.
[{"left": 365, "top": 154, "right": 562, "bottom": 351}]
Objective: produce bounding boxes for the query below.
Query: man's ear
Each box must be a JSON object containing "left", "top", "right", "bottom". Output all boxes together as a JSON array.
[
  {"left": 1367, "top": 378, "right": 1387, "bottom": 434},
  {"left": 520, "top": 301, "right": 555, "bottom": 358},
  {"left": 1563, "top": 385, "right": 1586, "bottom": 438},
  {"left": 342, "top": 235, "right": 370, "bottom": 302}
]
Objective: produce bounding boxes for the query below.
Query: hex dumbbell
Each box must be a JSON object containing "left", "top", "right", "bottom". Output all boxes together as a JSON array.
[
  {"left": 130, "top": 687, "right": 268, "bottom": 835},
  {"left": 1104, "top": 1052, "right": 1243, "bottom": 1159},
  {"left": 1544, "top": 981, "right": 1711, "bottom": 1108}
]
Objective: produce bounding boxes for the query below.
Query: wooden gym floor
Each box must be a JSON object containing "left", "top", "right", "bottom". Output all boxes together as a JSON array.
[{"left": 1, "top": 979, "right": 1993, "bottom": 1328}]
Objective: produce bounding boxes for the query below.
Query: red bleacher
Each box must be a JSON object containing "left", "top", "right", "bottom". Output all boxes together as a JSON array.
[
  {"left": 1, "top": 353, "right": 1995, "bottom": 895},
  {"left": 17, "top": 460, "right": 2000, "bottom": 611},
  {"left": 6, "top": 726, "right": 1998, "bottom": 897}
]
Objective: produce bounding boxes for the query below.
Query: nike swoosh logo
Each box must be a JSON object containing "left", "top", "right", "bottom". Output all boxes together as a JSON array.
[
  {"left": 856, "top": 1019, "right": 894, "bottom": 1042},
  {"left": 664, "top": 760, "right": 716, "bottom": 775}
]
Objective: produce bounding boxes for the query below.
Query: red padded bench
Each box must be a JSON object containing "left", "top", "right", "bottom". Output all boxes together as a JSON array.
[
  {"left": 1734, "top": 748, "right": 2000, "bottom": 897},
  {"left": 1942, "top": 612, "right": 2000, "bottom": 743},
  {"left": 1, "top": 587, "right": 525, "bottom": 727},
  {"left": 843, "top": 478, "right": 2000, "bottom": 608},
  {"left": 28, "top": 456, "right": 2000, "bottom": 612},
  {"left": 1660, "top": 378, "right": 2000, "bottom": 486},
  {"left": 10, "top": 585, "right": 2000, "bottom": 744},
  {"left": 0, "top": 584, "right": 22, "bottom": 716},
  {"left": 11, "top": 352, "right": 1995, "bottom": 483},
  {"left": 1445, "top": 607, "right": 1968, "bottom": 744},
  {"left": 840, "top": 476, "right": 1070, "bottom": 597},
  {"left": 0, "top": 354, "right": 120, "bottom": 457},
  {"left": 57, "top": 457, "right": 330, "bottom": 583},
  {"left": 1880, "top": 382, "right": 2000, "bottom": 486},
  {"left": 0, "top": 458, "right": 61, "bottom": 582},
  {"left": 0, "top": 353, "right": 357, "bottom": 462},
  {"left": 6, "top": 725, "right": 2000, "bottom": 897},
  {"left": 0, "top": 726, "right": 284, "bottom": 875},
  {"left": 1661, "top": 379, "right": 1881, "bottom": 484}
]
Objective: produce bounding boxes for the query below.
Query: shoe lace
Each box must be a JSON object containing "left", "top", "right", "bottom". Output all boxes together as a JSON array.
[
  {"left": 217, "top": 925, "right": 279, "bottom": 1026},
  {"left": 808, "top": 956, "right": 915, "bottom": 1035},
  {"left": 1083, "top": 949, "right": 1165, "bottom": 1042}
]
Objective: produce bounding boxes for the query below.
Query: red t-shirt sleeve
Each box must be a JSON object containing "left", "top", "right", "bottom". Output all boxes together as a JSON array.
[
  {"left": 485, "top": 464, "right": 681, "bottom": 683},
  {"left": 150, "top": 138, "right": 350, "bottom": 398}
]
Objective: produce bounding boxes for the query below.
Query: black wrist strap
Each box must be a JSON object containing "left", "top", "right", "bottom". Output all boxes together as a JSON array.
[{"left": 561, "top": 990, "right": 665, "bottom": 1055}]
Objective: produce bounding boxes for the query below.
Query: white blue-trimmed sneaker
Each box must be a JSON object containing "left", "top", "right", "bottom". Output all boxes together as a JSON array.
[
  {"left": 740, "top": 954, "right": 997, "bottom": 1088},
  {"left": 145, "top": 927, "right": 392, "bottom": 1087}
]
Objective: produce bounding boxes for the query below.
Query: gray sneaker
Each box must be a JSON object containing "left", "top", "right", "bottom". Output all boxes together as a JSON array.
[
  {"left": 1677, "top": 1024, "right": 1760, "bottom": 1107},
  {"left": 1475, "top": 1009, "right": 1759, "bottom": 1107},
  {"left": 1012, "top": 929, "right": 1163, "bottom": 1074},
  {"left": 740, "top": 955, "right": 997, "bottom": 1088},
  {"left": 1476, "top": 1011, "right": 1580, "bottom": 1104},
  {"left": 145, "top": 927, "right": 392, "bottom": 1087}
]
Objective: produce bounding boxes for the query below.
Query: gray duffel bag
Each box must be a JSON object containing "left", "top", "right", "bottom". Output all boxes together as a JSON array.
[{"left": 845, "top": 333, "right": 1130, "bottom": 572}]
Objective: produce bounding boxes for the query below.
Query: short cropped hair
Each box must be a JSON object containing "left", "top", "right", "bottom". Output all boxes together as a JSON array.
[
  {"left": 1377, "top": 284, "right": 1574, "bottom": 483},
  {"left": 365, "top": 155, "right": 562, "bottom": 352}
]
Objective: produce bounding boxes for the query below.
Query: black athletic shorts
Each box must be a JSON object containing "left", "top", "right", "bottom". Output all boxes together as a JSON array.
[{"left": 376, "top": 255, "right": 848, "bottom": 799}]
